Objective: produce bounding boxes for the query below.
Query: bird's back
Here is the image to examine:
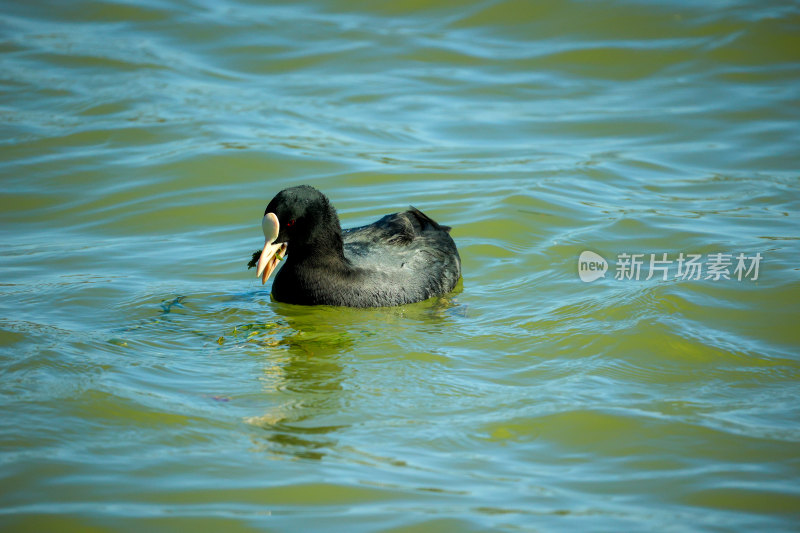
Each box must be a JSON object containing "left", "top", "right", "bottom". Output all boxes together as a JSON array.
[{"left": 340, "top": 208, "right": 461, "bottom": 305}]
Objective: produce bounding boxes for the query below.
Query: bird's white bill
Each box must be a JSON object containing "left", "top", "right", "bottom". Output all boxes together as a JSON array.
[
  {"left": 256, "top": 241, "right": 287, "bottom": 284},
  {"left": 257, "top": 212, "right": 287, "bottom": 284}
]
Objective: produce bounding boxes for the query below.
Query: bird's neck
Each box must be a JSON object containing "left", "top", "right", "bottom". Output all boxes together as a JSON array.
[{"left": 290, "top": 221, "right": 350, "bottom": 269}]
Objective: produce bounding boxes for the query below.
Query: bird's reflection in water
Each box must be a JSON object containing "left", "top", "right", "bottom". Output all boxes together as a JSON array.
[
  {"left": 241, "top": 293, "right": 463, "bottom": 461},
  {"left": 243, "top": 307, "right": 355, "bottom": 461}
]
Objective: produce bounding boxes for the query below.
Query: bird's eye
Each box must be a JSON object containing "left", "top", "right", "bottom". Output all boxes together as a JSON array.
[{"left": 287, "top": 219, "right": 296, "bottom": 228}]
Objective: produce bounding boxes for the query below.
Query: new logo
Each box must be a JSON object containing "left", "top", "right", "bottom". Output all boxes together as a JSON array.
[{"left": 578, "top": 251, "right": 608, "bottom": 282}]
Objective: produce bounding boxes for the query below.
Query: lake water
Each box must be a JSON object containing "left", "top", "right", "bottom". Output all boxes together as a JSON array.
[{"left": 1, "top": 0, "right": 799, "bottom": 531}]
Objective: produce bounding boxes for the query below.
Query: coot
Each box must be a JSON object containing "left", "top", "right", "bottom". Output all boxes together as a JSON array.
[{"left": 248, "top": 185, "right": 461, "bottom": 307}]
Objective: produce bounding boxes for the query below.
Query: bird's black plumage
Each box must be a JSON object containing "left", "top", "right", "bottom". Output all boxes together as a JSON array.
[{"left": 250, "top": 185, "right": 461, "bottom": 307}]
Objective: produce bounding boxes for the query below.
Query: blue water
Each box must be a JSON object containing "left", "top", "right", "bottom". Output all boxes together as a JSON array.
[{"left": 1, "top": 0, "right": 799, "bottom": 531}]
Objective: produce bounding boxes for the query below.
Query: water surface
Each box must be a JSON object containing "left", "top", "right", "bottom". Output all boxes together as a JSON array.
[{"left": 1, "top": 0, "right": 799, "bottom": 531}]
